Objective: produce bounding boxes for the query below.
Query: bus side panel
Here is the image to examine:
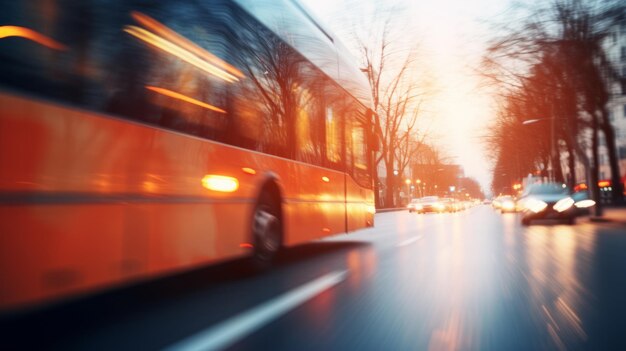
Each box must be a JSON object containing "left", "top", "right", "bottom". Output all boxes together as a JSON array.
[
  {"left": 0, "top": 202, "right": 253, "bottom": 310},
  {"left": 0, "top": 92, "right": 366, "bottom": 310},
  {"left": 0, "top": 205, "right": 126, "bottom": 310},
  {"left": 0, "top": 94, "right": 255, "bottom": 310},
  {"left": 132, "top": 202, "right": 254, "bottom": 279},
  {"left": 345, "top": 175, "right": 375, "bottom": 233},
  {"left": 281, "top": 163, "right": 346, "bottom": 246}
]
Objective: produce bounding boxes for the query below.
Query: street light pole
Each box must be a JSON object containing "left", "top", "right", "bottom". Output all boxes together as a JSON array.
[
  {"left": 416, "top": 179, "right": 422, "bottom": 198},
  {"left": 393, "top": 170, "right": 398, "bottom": 207},
  {"left": 550, "top": 113, "right": 556, "bottom": 182},
  {"left": 405, "top": 179, "right": 411, "bottom": 201}
]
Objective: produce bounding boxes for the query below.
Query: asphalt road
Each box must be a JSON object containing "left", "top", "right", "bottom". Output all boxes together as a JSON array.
[{"left": 4, "top": 205, "right": 626, "bottom": 350}]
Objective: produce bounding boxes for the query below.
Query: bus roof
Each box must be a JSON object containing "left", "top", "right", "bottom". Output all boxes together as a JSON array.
[{"left": 233, "top": 0, "right": 372, "bottom": 109}]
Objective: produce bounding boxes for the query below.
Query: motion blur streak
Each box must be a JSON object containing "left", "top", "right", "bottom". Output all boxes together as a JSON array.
[
  {"left": 123, "top": 25, "right": 239, "bottom": 83},
  {"left": 130, "top": 11, "right": 244, "bottom": 79},
  {"left": 0, "top": 26, "right": 66, "bottom": 50},
  {"left": 145, "top": 86, "right": 226, "bottom": 113}
]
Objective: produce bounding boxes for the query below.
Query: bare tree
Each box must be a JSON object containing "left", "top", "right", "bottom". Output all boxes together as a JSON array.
[
  {"left": 357, "top": 13, "right": 430, "bottom": 207},
  {"left": 482, "top": 0, "right": 625, "bottom": 211}
]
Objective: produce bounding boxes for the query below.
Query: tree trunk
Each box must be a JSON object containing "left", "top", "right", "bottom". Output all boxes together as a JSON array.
[
  {"left": 600, "top": 116, "right": 624, "bottom": 205},
  {"left": 567, "top": 144, "right": 576, "bottom": 189},
  {"left": 374, "top": 173, "right": 382, "bottom": 208},
  {"left": 591, "top": 115, "right": 603, "bottom": 216},
  {"left": 384, "top": 159, "right": 396, "bottom": 208},
  {"left": 553, "top": 150, "right": 565, "bottom": 183},
  {"left": 572, "top": 141, "right": 590, "bottom": 183}
]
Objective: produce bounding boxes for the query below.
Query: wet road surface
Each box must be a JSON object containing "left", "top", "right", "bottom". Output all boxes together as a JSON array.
[{"left": 3, "top": 205, "right": 626, "bottom": 350}]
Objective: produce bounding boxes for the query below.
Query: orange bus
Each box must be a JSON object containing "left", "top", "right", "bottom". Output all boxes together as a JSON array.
[{"left": 0, "top": 0, "right": 375, "bottom": 312}]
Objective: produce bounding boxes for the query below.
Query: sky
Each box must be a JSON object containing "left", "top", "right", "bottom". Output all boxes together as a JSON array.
[{"left": 301, "top": 0, "right": 518, "bottom": 195}]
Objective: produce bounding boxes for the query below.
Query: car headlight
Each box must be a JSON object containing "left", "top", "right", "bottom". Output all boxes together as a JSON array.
[
  {"left": 435, "top": 203, "right": 445, "bottom": 210},
  {"left": 502, "top": 201, "right": 515, "bottom": 210},
  {"left": 526, "top": 198, "right": 548, "bottom": 213},
  {"left": 574, "top": 199, "right": 595, "bottom": 208},
  {"left": 554, "top": 197, "right": 574, "bottom": 212},
  {"left": 415, "top": 204, "right": 423, "bottom": 210}
]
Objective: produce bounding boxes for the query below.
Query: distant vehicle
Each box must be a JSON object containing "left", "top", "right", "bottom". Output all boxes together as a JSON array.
[
  {"left": 492, "top": 196, "right": 503, "bottom": 210},
  {"left": 441, "top": 198, "right": 460, "bottom": 212},
  {"left": 493, "top": 195, "right": 512, "bottom": 211},
  {"left": 455, "top": 199, "right": 466, "bottom": 211},
  {"left": 407, "top": 198, "right": 421, "bottom": 213},
  {"left": 482, "top": 199, "right": 491, "bottom": 205},
  {"left": 498, "top": 196, "right": 516, "bottom": 213},
  {"left": 409, "top": 196, "right": 446, "bottom": 214},
  {"left": 518, "top": 183, "right": 594, "bottom": 225}
]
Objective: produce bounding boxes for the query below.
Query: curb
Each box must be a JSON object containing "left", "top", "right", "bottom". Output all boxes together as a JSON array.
[
  {"left": 587, "top": 216, "right": 626, "bottom": 225},
  {"left": 376, "top": 208, "right": 406, "bottom": 213},
  {"left": 589, "top": 216, "right": 612, "bottom": 223}
]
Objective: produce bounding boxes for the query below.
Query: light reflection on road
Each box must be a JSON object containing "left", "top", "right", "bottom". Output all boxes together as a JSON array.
[
  {"left": 524, "top": 221, "right": 596, "bottom": 349},
  {"left": 366, "top": 208, "right": 602, "bottom": 350}
]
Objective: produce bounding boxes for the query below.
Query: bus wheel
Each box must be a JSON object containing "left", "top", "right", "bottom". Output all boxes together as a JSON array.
[{"left": 252, "top": 193, "right": 281, "bottom": 267}]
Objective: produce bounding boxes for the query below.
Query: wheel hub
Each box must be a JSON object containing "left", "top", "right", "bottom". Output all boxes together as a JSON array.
[{"left": 253, "top": 209, "right": 279, "bottom": 258}]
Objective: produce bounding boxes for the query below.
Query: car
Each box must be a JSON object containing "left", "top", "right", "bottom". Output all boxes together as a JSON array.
[
  {"left": 407, "top": 198, "right": 420, "bottom": 213},
  {"left": 441, "top": 198, "right": 460, "bottom": 212},
  {"left": 498, "top": 195, "right": 516, "bottom": 213},
  {"left": 409, "top": 196, "right": 446, "bottom": 214},
  {"left": 492, "top": 196, "right": 503, "bottom": 210},
  {"left": 518, "top": 182, "right": 591, "bottom": 225}
]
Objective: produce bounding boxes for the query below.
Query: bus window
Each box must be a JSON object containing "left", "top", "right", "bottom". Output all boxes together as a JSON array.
[
  {"left": 103, "top": 5, "right": 235, "bottom": 140},
  {"left": 325, "top": 106, "right": 343, "bottom": 170},
  {"left": 354, "top": 120, "right": 372, "bottom": 186},
  {"left": 0, "top": 2, "right": 93, "bottom": 105},
  {"left": 0, "top": 1, "right": 237, "bottom": 140},
  {"left": 295, "top": 84, "right": 324, "bottom": 166},
  {"left": 346, "top": 108, "right": 372, "bottom": 189}
]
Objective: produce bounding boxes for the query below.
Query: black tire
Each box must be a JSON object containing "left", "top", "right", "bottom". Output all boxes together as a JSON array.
[
  {"left": 565, "top": 217, "right": 575, "bottom": 225},
  {"left": 521, "top": 218, "right": 530, "bottom": 226},
  {"left": 251, "top": 191, "right": 282, "bottom": 269}
]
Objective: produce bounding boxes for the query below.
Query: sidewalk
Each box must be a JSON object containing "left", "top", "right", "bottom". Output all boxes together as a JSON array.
[{"left": 589, "top": 206, "right": 626, "bottom": 225}]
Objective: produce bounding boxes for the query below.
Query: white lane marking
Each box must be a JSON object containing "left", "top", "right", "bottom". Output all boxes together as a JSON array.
[
  {"left": 165, "top": 270, "right": 348, "bottom": 351},
  {"left": 397, "top": 235, "right": 423, "bottom": 247}
]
